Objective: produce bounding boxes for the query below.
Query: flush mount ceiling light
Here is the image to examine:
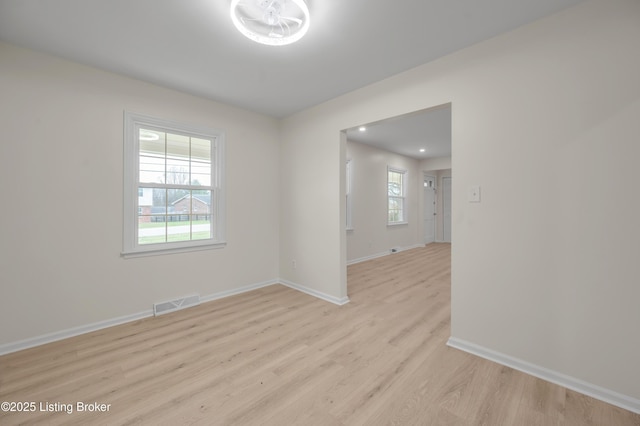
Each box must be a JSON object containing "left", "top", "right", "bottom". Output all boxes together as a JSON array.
[{"left": 230, "top": 0, "right": 310, "bottom": 46}]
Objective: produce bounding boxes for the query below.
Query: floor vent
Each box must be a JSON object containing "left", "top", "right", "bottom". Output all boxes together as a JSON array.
[{"left": 153, "top": 294, "right": 200, "bottom": 316}]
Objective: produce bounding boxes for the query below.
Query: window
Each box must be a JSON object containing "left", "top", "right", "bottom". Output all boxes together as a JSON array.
[
  {"left": 388, "top": 167, "right": 407, "bottom": 224},
  {"left": 346, "top": 159, "right": 353, "bottom": 230},
  {"left": 122, "top": 112, "right": 225, "bottom": 257}
]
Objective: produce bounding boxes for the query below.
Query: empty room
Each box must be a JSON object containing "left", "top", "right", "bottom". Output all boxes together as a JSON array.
[{"left": 1, "top": 0, "right": 639, "bottom": 424}]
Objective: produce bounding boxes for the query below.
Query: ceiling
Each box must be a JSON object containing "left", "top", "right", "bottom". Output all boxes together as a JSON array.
[
  {"left": 0, "top": 0, "right": 583, "bottom": 158},
  {"left": 346, "top": 105, "right": 452, "bottom": 160}
]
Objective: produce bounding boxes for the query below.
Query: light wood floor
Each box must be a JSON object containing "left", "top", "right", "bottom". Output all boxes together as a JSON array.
[{"left": 1, "top": 244, "right": 638, "bottom": 425}]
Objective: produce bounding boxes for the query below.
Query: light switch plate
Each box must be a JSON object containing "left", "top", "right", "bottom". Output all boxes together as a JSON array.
[{"left": 468, "top": 186, "right": 481, "bottom": 202}]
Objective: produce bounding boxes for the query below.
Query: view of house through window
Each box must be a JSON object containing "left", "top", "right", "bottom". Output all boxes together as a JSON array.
[
  {"left": 138, "top": 130, "right": 213, "bottom": 244},
  {"left": 123, "top": 112, "right": 225, "bottom": 256},
  {"left": 388, "top": 168, "right": 406, "bottom": 224}
]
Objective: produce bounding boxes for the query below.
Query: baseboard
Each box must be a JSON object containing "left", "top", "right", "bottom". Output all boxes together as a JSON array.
[
  {"left": 403, "top": 243, "right": 427, "bottom": 251},
  {"left": 0, "top": 276, "right": 351, "bottom": 356},
  {"left": 347, "top": 251, "right": 389, "bottom": 265},
  {"left": 0, "top": 278, "right": 347, "bottom": 355},
  {"left": 0, "top": 310, "right": 153, "bottom": 356},
  {"left": 347, "top": 243, "right": 425, "bottom": 265},
  {"left": 447, "top": 337, "right": 640, "bottom": 414},
  {"left": 0, "top": 278, "right": 281, "bottom": 356},
  {"left": 279, "top": 279, "right": 350, "bottom": 306},
  {"left": 200, "top": 279, "right": 279, "bottom": 304}
]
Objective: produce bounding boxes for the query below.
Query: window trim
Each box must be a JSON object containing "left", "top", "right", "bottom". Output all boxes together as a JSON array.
[
  {"left": 122, "top": 111, "right": 226, "bottom": 258},
  {"left": 387, "top": 166, "right": 407, "bottom": 226}
]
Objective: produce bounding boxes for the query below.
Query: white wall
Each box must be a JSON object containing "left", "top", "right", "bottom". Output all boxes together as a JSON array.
[
  {"left": 0, "top": 42, "right": 281, "bottom": 347},
  {"left": 278, "top": 117, "right": 348, "bottom": 303},
  {"left": 280, "top": 0, "right": 640, "bottom": 405},
  {"left": 420, "top": 156, "right": 451, "bottom": 172},
  {"left": 346, "top": 140, "right": 421, "bottom": 263},
  {"left": 1, "top": 0, "right": 639, "bottom": 409}
]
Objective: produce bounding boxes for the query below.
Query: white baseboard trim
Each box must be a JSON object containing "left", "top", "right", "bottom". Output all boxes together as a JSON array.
[
  {"left": 0, "top": 278, "right": 281, "bottom": 356},
  {"left": 447, "top": 337, "right": 640, "bottom": 414},
  {"left": 279, "top": 279, "right": 350, "bottom": 306},
  {"left": 200, "top": 279, "right": 279, "bottom": 304},
  {"left": 347, "top": 243, "right": 425, "bottom": 265},
  {"left": 347, "top": 251, "right": 389, "bottom": 265},
  {"left": 0, "top": 278, "right": 349, "bottom": 356},
  {"left": 0, "top": 310, "right": 153, "bottom": 356},
  {"left": 403, "top": 243, "right": 428, "bottom": 251}
]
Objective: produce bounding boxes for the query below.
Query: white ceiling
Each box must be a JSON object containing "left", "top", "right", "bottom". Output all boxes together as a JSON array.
[
  {"left": 346, "top": 105, "right": 452, "bottom": 160},
  {"left": 0, "top": 0, "right": 583, "bottom": 158}
]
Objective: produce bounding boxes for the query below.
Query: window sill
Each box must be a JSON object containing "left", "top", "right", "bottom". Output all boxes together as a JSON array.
[
  {"left": 387, "top": 222, "right": 408, "bottom": 227},
  {"left": 122, "top": 241, "right": 226, "bottom": 258}
]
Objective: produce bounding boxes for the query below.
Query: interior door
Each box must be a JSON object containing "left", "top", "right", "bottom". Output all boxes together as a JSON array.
[
  {"left": 423, "top": 176, "right": 436, "bottom": 244},
  {"left": 443, "top": 177, "right": 452, "bottom": 242}
]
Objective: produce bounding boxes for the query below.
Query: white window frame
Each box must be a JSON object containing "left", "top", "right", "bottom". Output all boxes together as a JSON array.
[
  {"left": 122, "top": 111, "right": 226, "bottom": 258},
  {"left": 387, "top": 166, "right": 407, "bottom": 225},
  {"left": 346, "top": 159, "right": 353, "bottom": 231}
]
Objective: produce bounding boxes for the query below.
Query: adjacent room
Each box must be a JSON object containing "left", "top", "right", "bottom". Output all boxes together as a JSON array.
[
  {"left": 1, "top": 0, "right": 639, "bottom": 424},
  {"left": 344, "top": 105, "right": 452, "bottom": 264}
]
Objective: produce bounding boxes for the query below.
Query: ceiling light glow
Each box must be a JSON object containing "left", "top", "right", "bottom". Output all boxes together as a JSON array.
[
  {"left": 359, "top": 126, "right": 366, "bottom": 132},
  {"left": 419, "top": 148, "right": 426, "bottom": 152},
  {"left": 139, "top": 130, "right": 160, "bottom": 141},
  {"left": 230, "top": 0, "right": 310, "bottom": 46}
]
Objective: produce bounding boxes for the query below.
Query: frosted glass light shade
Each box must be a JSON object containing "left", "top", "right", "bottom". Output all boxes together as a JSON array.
[{"left": 230, "top": 0, "right": 310, "bottom": 46}]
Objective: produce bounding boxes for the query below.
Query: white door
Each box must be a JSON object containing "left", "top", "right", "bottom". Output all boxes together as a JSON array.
[
  {"left": 443, "top": 177, "right": 452, "bottom": 243},
  {"left": 423, "top": 176, "right": 436, "bottom": 244}
]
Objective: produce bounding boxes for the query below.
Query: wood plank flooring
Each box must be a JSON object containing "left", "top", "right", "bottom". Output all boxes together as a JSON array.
[{"left": 1, "top": 244, "right": 638, "bottom": 425}]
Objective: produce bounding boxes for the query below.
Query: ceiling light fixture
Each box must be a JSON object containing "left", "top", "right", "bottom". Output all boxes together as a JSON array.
[
  {"left": 419, "top": 148, "right": 426, "bottom": 153},
  {"left": 230, "top": 0, "right": 310, "bottom": 46},
  {"left": 359, "top": 126, "right": 366, "bottom": 132}
]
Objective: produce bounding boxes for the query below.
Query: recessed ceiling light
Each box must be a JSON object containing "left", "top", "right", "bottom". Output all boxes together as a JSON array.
[
  {"left": 230, "top": 0, "right": 310, "bottom": 46},
  {"left": 359, "top": 126, "right": 366, "bottom": 132},
  {"left": 419, "top": 148, "right": 426, "bottom": 153}
]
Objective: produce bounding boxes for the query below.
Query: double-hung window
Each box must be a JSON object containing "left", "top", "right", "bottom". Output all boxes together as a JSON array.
[
  {"left": 123, "top": 112, "right": 225, "bottom": 257},
  {"left": 387, "top": 167, "right": 407, "bottom": 225}
]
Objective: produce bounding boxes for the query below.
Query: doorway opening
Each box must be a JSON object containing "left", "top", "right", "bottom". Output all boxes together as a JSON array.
[{"left": 342, "top": 103, "right": 452, "bottom": 300}]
